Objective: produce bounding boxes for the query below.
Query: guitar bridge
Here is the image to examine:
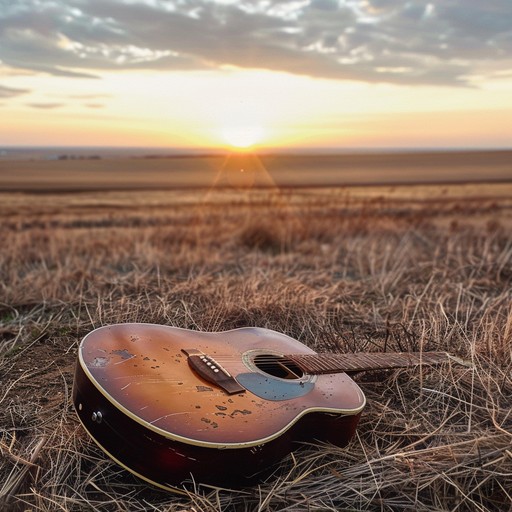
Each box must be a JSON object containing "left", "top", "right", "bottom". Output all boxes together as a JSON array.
[{"left": 182, "top": 349, "right": 246, "bottom": 395}]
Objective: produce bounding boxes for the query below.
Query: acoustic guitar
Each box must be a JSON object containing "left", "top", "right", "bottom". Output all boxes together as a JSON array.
[{"left": 73, "top": 323, "right": 451, "bottom": 490}]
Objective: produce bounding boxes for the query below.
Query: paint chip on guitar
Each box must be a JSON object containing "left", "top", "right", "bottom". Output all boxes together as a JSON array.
[
  {"left": 91, "top": 357, "right": 109, "bottom": 367},
  {"left": 112, "top": 349, "right": 135, "bottom": 360},
  {"left": 230, "top": 409, "right": 252, "bottom": 417}
]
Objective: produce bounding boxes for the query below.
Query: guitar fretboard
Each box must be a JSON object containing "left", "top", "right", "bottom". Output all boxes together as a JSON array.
[{"left": 287, "top": 351, "right": 451, "bottom": 375}]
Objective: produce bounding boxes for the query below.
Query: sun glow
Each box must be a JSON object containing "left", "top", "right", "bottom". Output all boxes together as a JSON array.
[{"left": 221, "top": 125, "right": 265, "bottom": 149}]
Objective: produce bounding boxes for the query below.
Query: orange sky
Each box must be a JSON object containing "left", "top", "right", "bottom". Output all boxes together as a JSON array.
[{"left": 1, "top": 1, "right": 512, "bottom": 150}]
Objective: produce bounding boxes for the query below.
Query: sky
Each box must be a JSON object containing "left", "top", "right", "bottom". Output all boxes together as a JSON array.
[{"left": 1, "top": 0, "right": 512, "bottom": 150}]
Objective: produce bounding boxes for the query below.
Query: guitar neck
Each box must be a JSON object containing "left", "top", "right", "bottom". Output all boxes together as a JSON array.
[{"left": 287, "top": 351, "right": 451, "bottom": 375}]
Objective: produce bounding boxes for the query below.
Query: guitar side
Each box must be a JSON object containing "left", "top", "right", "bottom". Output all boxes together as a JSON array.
[{"left": 73, "top": 323, "right": 365, "bottom": 488}]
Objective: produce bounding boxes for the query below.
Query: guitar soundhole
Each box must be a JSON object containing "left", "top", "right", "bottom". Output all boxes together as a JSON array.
[{"left": 253, "top": 354, "right": 304, "bottom": 380}]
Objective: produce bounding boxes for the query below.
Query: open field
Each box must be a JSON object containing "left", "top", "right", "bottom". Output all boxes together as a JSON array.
[
  {"left": 0, "top": 149, "right": 511, "bottom": 191},
  {"left": 0, "top": 178, "right": 511, "bottom": 511}
]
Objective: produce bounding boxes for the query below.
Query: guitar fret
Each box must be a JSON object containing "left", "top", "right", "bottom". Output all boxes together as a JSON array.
[{"left": 317, "top": 359, "right": 331, "bottom": 370}]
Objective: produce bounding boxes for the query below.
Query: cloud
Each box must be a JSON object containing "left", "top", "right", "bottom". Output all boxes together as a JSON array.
[
  {"left": 0, "top": 0, "right": 511, "bottom": 86},
  {"left": 68, "top": 94, "right": 111, "bottom": 99},
  {"left": 26, "top": 102, "right": 66, "bottom": 109},
  {"left": 0, "top": 84, "right": 30, "bottom": 97}
]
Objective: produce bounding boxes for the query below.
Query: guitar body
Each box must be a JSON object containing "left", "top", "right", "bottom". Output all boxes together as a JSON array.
[{"left": 73, "top": 324, "right": 366, "bottom": 489}]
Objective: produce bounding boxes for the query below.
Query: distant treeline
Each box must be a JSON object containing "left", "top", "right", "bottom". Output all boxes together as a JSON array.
[{"left": 57, "top": 154, "right": 102, "bottom": 160}]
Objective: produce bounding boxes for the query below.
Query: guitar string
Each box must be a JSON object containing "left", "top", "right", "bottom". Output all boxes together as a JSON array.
[
  {"left": 185, "top": 352, "right": 443, "bottom": 359},
  {"left": 177, "top": 356, "right": 445, "bottom": 368},
  {"left": 190, "top": 354, "right": 430, "bottom": 361},
  {"left": 193, "top": 353, "right": 443, "bottom": 364}
]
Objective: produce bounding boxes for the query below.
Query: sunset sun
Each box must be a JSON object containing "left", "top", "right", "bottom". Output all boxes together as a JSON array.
[{"left": 221, "top": 125, "right": 265, "bottom": 149}]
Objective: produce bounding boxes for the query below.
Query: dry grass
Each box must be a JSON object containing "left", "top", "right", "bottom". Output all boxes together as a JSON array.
[{"left": 0, "top": 183, "right": 511, "bottom": 511}]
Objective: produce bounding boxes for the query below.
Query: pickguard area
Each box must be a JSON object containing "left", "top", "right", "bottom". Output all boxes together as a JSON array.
[{"left": 236, "top": 372, "right": 314, "bottom": 401}]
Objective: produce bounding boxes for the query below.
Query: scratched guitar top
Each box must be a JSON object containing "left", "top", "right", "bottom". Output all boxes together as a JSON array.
[{"left": 78, "top": 323, "right": 366, "bottom": 447}]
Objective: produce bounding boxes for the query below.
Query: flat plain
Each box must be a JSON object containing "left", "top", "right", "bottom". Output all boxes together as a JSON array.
[
  {"left": 0, "top": 152, "right": 511, "bottom": 511},
  {"left": 0, "top": 149, "right": 511, "bottom": 190}
]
